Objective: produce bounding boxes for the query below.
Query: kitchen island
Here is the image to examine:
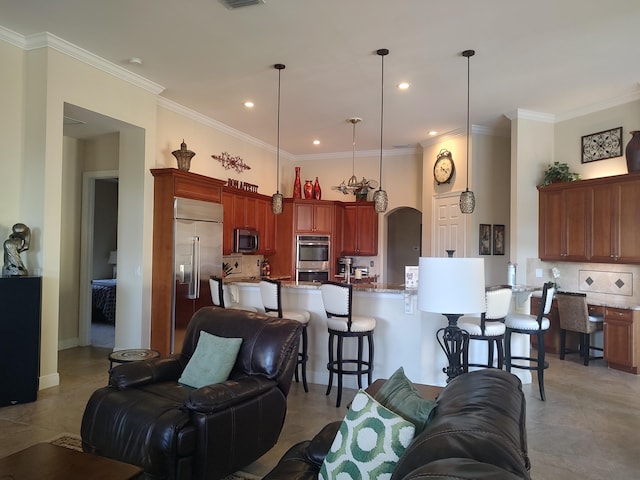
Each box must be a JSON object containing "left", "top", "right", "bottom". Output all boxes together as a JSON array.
[{"left": 224, "top": 280, "right": 532, "bottom": 387}]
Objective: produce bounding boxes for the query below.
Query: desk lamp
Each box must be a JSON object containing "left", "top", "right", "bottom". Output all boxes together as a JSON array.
[{"left": 418, "top": 257, "right": 485, "bottom": 381}]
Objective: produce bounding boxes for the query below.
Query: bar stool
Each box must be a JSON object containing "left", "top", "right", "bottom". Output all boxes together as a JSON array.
[
  {"left": 209, "top": 276, "right": 257, "bottom": 312},
  {"left": 504, "top": 282, "right": 555, "bottom": 401},
  {"left": 319, "top": 281, "right": 376, "bottom": 407},
  {"left": 556, "top": 291, "right": 603, "bottom": 366},
  {"left": 459, "top": 285, "right": 513, "bottom": 370},
  {"left": 259, "top": 279, "right": 311, "bottom": 392}
]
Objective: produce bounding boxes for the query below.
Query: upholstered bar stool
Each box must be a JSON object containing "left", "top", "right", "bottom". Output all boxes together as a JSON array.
[
  {"left": 459, "top": 285, "right": 513, "bottom": 370},
  {"left": 319, "top": 281, "right": 376, "bottom": 407},
  {"left": 259, "top": 279, "right": 311, "bottom": 392},
  {"left": 556, "top": 291, "right": 603, "bottom": 366},
  {"left": 209, "top": 276, "right": 257, "bottom": 312},
  {"left": 504, "top": 282, "right": 555, "bottom": 401}
]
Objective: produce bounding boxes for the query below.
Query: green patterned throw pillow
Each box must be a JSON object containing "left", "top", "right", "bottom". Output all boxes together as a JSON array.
[{"left": 319, "top": 390, "right": 416, "bottom": 480}]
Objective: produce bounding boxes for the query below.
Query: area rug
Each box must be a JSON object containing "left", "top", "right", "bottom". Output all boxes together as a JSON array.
[{"left": 50, "top": 434, "right": 261, "bottom": 479}]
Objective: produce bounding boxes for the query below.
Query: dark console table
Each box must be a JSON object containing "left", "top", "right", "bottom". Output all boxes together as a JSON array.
[{"left": 0, "top": 276, "right": 42, "bottom": 406}]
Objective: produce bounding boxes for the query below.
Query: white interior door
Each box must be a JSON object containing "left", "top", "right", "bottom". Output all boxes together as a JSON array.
[{"left": 432, "top": 192, "right": 466, "bottom": 257}]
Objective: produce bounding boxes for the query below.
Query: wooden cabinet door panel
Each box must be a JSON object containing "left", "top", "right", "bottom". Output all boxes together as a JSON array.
[
  {"left": 256, "top": 198, "right": 276, "bottom": 254},
  {"left": 294, "top": 203, "right": 315, "bottom": 232},
  {"left": 342, "top": 206, "right": 358, "bottom": 255},
  {"left": 590, "top": 183, "right": 615, "bottom": 262},
  {"left": 539, "top": 189, "right": 563, "bottom": 260},
  {"left": 355, "top": 204, "right": 378, "bottom": 256},
  {"left": 313, "top": 204, "right": 334, "bottom": 233},
  {"left": 616, "top": 182, "right": 640, "bottom": 263},
  {"left": 604, "top": 308, "right": 633, "bottom": 367},
  {"left": 563, "top": 186, "right": 589, "bottom": 261}
]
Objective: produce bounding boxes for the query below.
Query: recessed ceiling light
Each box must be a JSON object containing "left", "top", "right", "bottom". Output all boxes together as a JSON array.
[
  {"left": 398, "top": 82, "right": 410, "bottom": 90},
  {"left": 313, "top": 140, "right": 320, "bottom": 145},
  {"left": 244, "top": 101, "right": 254, "bottom": 108},
  {"left": 429, "top": 130, "right": 438, "bottom": 136}
]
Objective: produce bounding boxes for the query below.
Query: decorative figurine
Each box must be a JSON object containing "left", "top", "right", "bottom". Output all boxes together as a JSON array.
[
  {"left": 3, "top": 223, "right": 31, "bottom": 276},
  {"left": 172, "top": 140, "right": 196, "bottom": 171}
]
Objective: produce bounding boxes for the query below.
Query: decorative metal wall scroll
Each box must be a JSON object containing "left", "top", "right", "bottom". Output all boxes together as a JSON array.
[
  {"left": 581, "top": 127, "right": 622, "bottom": 163},
  {"left": 212, "top": 152, "right": 251, "bottom": 173}
]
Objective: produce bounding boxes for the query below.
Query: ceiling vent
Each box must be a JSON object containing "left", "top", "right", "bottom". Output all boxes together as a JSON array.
[{"left": 219, "top": 0, "right": 264, "bottom": 9}]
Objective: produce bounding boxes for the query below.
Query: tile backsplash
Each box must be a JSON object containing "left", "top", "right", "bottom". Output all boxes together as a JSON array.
[
  {"left": 526, "top": 258, "right": 640, "bottom": 308},
  {"left": 223, "top": 254, "right": 263, "bottom": 279}
]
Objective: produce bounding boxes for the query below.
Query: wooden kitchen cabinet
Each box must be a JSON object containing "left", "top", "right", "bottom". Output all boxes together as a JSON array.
[
  {"left": 538, "top": 172, "right": 640, "bottom": 264},
  {"left": 294, "top": 200, "right": 334, "bottom": 233},
  {"left": 538, "top": 185, "right": 590, "bottom": 261},
  {"left": 341, "top": 202, "right": 378, "bottom": 256},
  {"left": 221, "top": 187, "right": 276, "bottom": 255},
  {"left": 603, "top": 307, "right": 639, "bottom": 373}
]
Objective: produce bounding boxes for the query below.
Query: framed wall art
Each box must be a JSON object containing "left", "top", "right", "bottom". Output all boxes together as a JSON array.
[
  {"left": 493, "top": 224, "right": 505, "bottom": 255},
  {"left": 581, "top": 126, "right": 622, "bottom": 163},
  {"left": 479, "top": 224, "right": 491, "bottom": 255}
]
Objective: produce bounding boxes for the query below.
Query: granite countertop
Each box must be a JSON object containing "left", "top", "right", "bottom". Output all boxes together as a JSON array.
[
  {"left": 530, "top": 288, "right": 640, "bottom": 310},
  {"left": 226, "top": 277, "right": 406, "bottom": 294}
]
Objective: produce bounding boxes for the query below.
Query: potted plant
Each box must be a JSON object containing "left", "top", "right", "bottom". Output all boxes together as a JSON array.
[{"left": 541, "top": 161, "right": 581, "bottom": 186}]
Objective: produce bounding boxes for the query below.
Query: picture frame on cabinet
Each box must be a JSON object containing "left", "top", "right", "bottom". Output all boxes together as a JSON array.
[
  {"left": 479, "top": 224, "right": 491, "bottom": 255},
  {"left": 581, "top": 126, "right": 622, "bottom": 163},
  {"left": 493, "top": 224, "right": 505, "bottom": 255}
]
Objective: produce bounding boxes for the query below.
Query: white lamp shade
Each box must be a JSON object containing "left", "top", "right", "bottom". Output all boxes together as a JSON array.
[
  {"left": 417, "top": 257, "right": 485, "bottom": 315},
  {"left": 108, "top": 251, "right": 117, "bottom": 265}
]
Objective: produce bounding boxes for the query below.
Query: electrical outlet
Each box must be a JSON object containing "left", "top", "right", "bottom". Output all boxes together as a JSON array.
[
  {"left": 536, "top": 268, "right": 543, "bottom": 278},
  {"left": 370, "top": 260, "right": 374, "bottom": 267}
]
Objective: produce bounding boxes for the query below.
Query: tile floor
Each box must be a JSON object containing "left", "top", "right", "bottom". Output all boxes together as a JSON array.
[{"left": 1, "top": 346, "right": 639, "bottom": 479}]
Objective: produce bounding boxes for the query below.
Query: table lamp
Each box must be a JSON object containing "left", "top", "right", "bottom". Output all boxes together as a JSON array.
[
  {"left": 418, "top": 257, "right": 485, "bottom": 381},
  {"left": 108, "top": 250, "right": 117, "bottom": 278}
]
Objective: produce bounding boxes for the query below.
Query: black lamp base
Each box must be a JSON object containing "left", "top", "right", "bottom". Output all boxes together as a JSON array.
[{"left": 436, "top": 314, "right": 469, "bottom": 382}]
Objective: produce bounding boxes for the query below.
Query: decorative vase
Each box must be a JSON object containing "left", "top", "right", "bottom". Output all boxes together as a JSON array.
[
  {"left": 293, "top": 166, "right": 302, "bottom": 199},
  {"left": 304, "top": 180, "right": 313, "bottom": 199},
  {"left": 171, "top": 140, "right": 195, "bottom": 172},
  {"left": 625, "top": 130, "right": 640, "bottom": 173},
  {"left": 446, "top": 250, "right": 455, "bottom": 258},
  {"left": 313, "top": 177, "right": 322, "bottom": 200}
]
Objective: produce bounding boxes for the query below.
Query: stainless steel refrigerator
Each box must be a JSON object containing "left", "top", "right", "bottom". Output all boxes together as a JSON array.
[{"left": 172, "top": 197, "right": 223, "bottom": 352}]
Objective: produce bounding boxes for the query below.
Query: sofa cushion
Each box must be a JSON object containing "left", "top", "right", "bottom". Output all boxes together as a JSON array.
[
  {"left": 374, "top": 367, "right": 437, "bottom": 434},
  {"left": 400, "top": 458, "right": 527, "bottom": 480},
  {"left": 179, "top": 331, "right": 242, "bottom": 388},
  {"left": 319, "top": 390, "right": 415, "bottom": 480}
]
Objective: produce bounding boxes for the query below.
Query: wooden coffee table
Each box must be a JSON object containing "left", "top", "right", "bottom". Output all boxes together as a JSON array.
[{"left": 0, "top": 443, "right": 143, "bottom": 480}]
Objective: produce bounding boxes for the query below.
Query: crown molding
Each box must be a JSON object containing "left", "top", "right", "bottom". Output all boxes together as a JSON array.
[
  {"left": 505, "top": 109, "right": 556, "bottom": 123},
  {"left": 554, "top": 84, "right": 640, "bottom": 122},
  {"left": 157, "top": 96, "right": 294, "bottom": 161},
  {"left": 0, "top": 26, "right": 165, "bottom": 95}
]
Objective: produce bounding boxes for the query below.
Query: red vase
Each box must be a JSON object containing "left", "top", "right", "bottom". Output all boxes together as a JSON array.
[
  {"left": 313, "top": 177, "right": 322, "bottom": 200},
  {"left": 293, "top": 166, "right": 302, "bottom": 199},
  {"left": 304, "top": 180, "right": 313, "bottom": 199}
]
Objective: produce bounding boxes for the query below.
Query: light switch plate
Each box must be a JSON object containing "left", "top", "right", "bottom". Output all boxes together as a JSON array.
[{"left": 536, "top": 268, "right": 543, "bottom": 278}]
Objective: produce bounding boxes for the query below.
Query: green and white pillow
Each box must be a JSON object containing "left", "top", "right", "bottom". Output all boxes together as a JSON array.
[{"left": 319, "top": 390, "right": 416, "bottom": 480}]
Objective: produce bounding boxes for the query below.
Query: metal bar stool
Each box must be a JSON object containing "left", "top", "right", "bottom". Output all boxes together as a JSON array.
[
  {"left": 319, "top": 281, "right": 375, "bottom": 407},
  {"left": 504, "top": 282, "right": 555, "bottom": 401}
]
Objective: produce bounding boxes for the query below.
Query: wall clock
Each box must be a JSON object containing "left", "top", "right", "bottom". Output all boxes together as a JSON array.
[{"left": 433, "top": 149, "right": 455, "bottom": 185}]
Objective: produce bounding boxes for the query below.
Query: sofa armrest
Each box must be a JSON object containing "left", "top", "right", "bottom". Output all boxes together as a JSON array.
[
  {"left": 109, "top": 356, "right": 184, "bottom": 390},
  {"left": 306, "top": 421, "right": 341, "bottom": 466},
  {"left": 185, "top": 376, "right": 276, "bottom": 414}
]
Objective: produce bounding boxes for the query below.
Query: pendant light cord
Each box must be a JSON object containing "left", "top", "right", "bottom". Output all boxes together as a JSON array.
[
  {"left": 377, "top": 49, "right": 389, "bottom": 191},
  {"left": 274, "top": 64, "right": 285, "bottom": 194},
  {"left": 466, "top": 53, "right": 470, "bottom": 191}
]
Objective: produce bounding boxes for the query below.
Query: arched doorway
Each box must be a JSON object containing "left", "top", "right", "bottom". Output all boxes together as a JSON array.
[{"left": 386, "top": 207, "right": 421, "bottom": 284}]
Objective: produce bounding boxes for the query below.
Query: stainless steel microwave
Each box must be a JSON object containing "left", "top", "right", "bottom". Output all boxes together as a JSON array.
[{"left": 234, "top": 228, "right": 259, "bottom": 253}]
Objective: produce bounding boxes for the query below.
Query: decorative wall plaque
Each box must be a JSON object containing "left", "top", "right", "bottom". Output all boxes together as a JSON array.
[
  {"left": 581, "top": 127, "right": 622, "bottom": 163},
  {"left": 212, "top": 152, "right": 251, "bottom": 173}
]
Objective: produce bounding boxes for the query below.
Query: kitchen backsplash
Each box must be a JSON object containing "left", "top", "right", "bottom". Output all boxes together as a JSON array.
[
  {"left": 526, "top": 258, "right": 640, "bottom": 308},
  {"left": 223, "top": 254, "right": 263, "bottom": 279}
]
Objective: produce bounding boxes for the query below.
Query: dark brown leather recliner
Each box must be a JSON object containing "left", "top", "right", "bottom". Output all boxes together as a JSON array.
[{"left": 81, "top": 307, "right": 303, "bottom": 480}]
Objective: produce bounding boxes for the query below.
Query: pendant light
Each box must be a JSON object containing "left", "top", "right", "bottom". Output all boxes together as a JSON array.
[
  {"left": 373, "top": 48, "right": 389, "bottom": 213},
  {"left": 459, "top": 49, "right": 476, "bottom": 214},
  {"left": 272, "top": 63, "right": 285, "bottom": 214},
  {"left": 331, "top": 117, "right": 378, "bottom": 197}
]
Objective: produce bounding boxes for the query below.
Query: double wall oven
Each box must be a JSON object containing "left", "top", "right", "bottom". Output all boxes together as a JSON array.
[{"left": 296, "top": 235, "right": 330, "bottom": 283}]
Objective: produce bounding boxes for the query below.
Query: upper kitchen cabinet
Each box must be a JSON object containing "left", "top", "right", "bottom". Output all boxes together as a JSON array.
[
  {"left": 538, "top": 172, "right": 640, "bottom": 264},
  {"left": 341, "top": 202, "right": 378, "bottom": 256},
  {"left": 222, "top": 187, "right": 276, "bottom": 255},
  {"left": 294, "top": 200, "right": 334, "bottom": 233},
  {"left": 538, "top": 185, "right": 590, "bottom": 261}
]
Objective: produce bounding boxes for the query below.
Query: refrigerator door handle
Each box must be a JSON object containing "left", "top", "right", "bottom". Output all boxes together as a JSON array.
[{"left": 188, "top": 236, "right": 200, "bottom": 299}]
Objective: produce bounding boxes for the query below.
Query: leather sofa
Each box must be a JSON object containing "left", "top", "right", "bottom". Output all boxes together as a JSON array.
[
  {"left": 81, "top": 307, "right": 303, "bottom": 480},
  {"left": 262, "top": 369, "right": 531, "bottom": 480}
]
